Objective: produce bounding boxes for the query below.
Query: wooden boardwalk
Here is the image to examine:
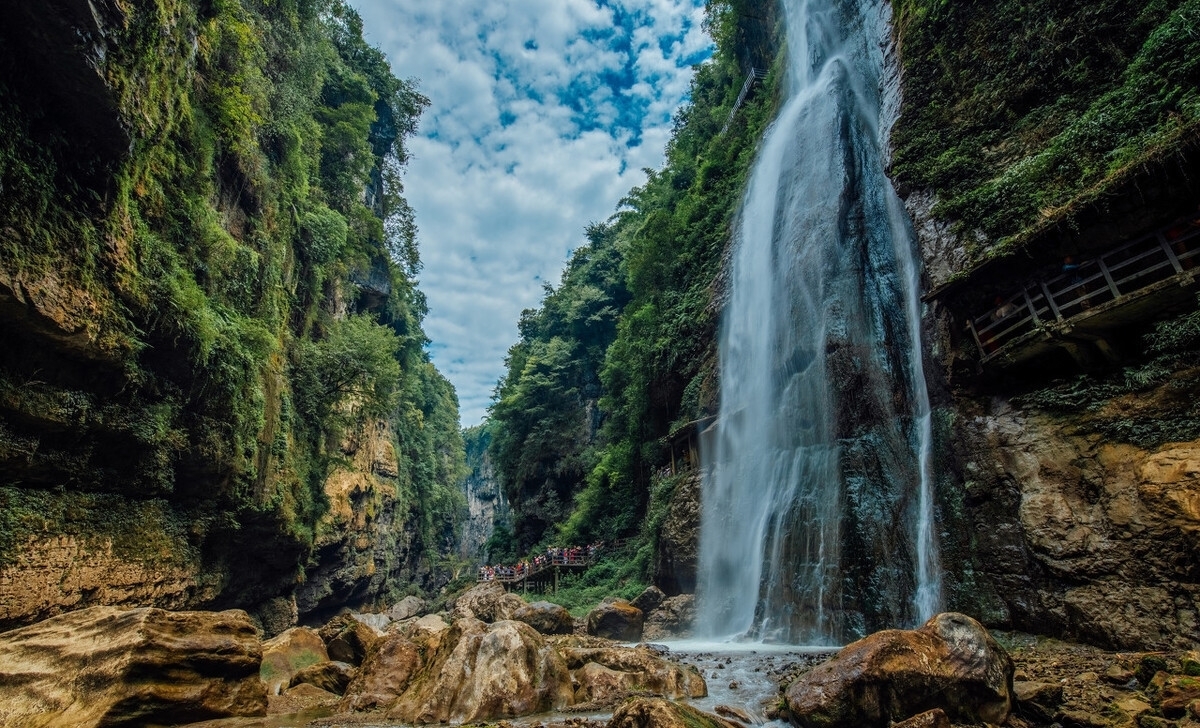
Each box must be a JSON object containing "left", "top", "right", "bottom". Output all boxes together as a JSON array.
[{"left": 967, "top": 219, "right": 1200, "bottom": 367}]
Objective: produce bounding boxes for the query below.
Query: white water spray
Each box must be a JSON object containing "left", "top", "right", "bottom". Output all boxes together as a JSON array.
[{"left": 697, "top": 0, "right": 941, "bottom": 644}]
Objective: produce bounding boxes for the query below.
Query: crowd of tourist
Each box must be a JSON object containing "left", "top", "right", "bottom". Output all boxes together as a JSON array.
[{"left": 477, "top": 542, "right": 606, "bottom": 582}]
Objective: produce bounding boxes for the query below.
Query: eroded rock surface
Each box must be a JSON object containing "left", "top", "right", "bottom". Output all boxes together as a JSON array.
[
  {"left": 785, "top": 612, "right": 1013, "bottom": 728},
  {"left": 954, "top": 399, "right": 1200, "bottom": 649},
  {"left": 513, "top": 600, "right": 575, "bottom": 635},
  {"left": 337, "top": 616, "right": 708, "bottom": 723},
  {"left": 260, "top": 627, "right": 328, "bottom": 696},
  {"left": 386, "top": 618, "right": 573, "bottom": 723},
  {"left": 0, "top": 606, "right": 266, "bottom": 727}
]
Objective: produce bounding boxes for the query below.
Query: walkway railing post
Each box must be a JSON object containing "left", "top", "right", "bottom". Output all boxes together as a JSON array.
[
  {"left": 1021, "top": 288, "right": 1041, "bottom": 325},
  {"left": 1096, "top": 258, "right": 1121, "bottom": 299},
  {"left": 1158, "top": 232, "right": 1185, "bottom": 274},
  {"left": 966, "top": 318, "right": 986, "bottom": 359},
  {"left": 1039, "top": 280, "right": 1064, "bottom": 321}
]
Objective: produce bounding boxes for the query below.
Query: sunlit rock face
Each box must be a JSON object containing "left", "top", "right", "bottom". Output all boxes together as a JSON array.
[
  {"left": 0, "top": 606, "right": 266, "bottom": 727},
  {"left": 944, "top": 398, "right": 1200, "bottom": 650}
]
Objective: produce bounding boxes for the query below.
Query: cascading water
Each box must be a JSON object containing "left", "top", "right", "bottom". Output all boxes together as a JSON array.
[{"left": 696, "top": 0, "right": 941, "bottom": 645}]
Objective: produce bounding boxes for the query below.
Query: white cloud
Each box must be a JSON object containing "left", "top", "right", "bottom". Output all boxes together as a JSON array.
[{"left": 353, "top": 0, "right": 711, "bottom": 425}]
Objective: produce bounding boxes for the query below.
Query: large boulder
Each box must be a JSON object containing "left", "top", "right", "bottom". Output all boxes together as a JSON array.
[
  {"left": 785, "top": 612, "right": 1014, "bottom": 728},
  {"left": 562, "top": 645, "right": 707, "bottom": 703},
  {"left": 513, "top": 601, "right": 575, "bottom": 635},
  {"left": 0, "top": 606, "right": 266, "bottom": 727},
  {"left": 586, "top": 599, "right": 644, "bottom": 642},
  {"left": 260, "top": 627, "right": 329, "bottom": 695},
  {"left": 607, "top": 697, "right": 737, "bottom": 728},
  {"left": 339, "top": 632, "right": 424, "bottom": 713},
  {"left": 643, "top": 594, "right": 695, "bottom": 640},
  {"left": 389, "top": 595, "right": 427, "bottom": 621},
  {"left": 318, "top": 613, "right": 381, "bottom": 666},
  {"left": 386, "top": 619, "right": 574, "bottom": 723},
  {"left": 631, "top": 586, "right": 666, "bottom": 614},
  {"left": 451, "top": 581, "right": 526, "bottom": 623}
]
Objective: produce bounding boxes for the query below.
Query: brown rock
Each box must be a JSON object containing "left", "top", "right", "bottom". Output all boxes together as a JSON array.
[
  {"left": 562, "top": 646, "right": 706, "bottom": 699},
  {"left": 1057, "top": 709, "right": 1109, "bottom": 728},
  {"left": 1149, "top": 673, "right": 1200, "bottom": 718},
  {"left": 260, "top": 627, "right": 329, "bottom": 695},
  {"left": 642, "top": 594, "right": 695, "bottom": 641},
  {"left": 267, "top": 682, "right": 340, "bottom": 714},
  {"left": 1188, "top": 698, "right": 1200, "bottom": 720},
  {"left": 1014, "top": 681, "right": 1064, "bottom": 721},
  {"left": 1115, "top": 697, "right": 1154, "bottom": 718},
  {"left": 289, "top": 660, "right": 356, "bottom": 695},
  {"left": 586, "top": 599, "right": 644, "bottom": 642},
  {"left": 784, "top": 612, "right": 1013, "bottom": 728},
  {"left": 386, "top": 618, "right": 574, "bottom": 723},
  {"left": 607, "top": 697, "right": 737, "bottom": 728},
  {"left": 891, "top": 709, "right": 951, "bottom": 728},
  {"left": 1105, "top": 664, "right": 1136, "bottom": 684},
  {"left": 0, "top": 606, "right": 266, "bottom": 727},
  {"left": 630, "top": 586, "right": 666, "bottom": 615},
  {"left": 574, "top": 661, "right": 639, "bottom": 705},
  {"left": 389, "top": 595, "right": 427, "bottom": 621},
  {"left": 715, "top": 704, "right": 754, "bottom": 723},
  {"left": 513, "top": 601, "right": 576, "bottom": 635},
  {"left": 339, "top": 632, "right": 423, "bottom": 712},
  {"left": 452, "top": 581, "right": 526, "bottom": 622},
  {"left": 319, "top": 613, "right": 381, "bottom": 666}
]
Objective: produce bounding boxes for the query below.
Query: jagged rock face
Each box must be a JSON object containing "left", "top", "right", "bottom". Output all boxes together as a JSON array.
[
  {"left": 642, "top": 594, "right": 696, "bottom": 641},
  {"left": 459, "top": 427, "right": 507, "bottom": 559},
  {"left": 946, "top": 399, "right": 1200, "bottom": 649},
  {"left": 0, "top": 606, "right": 266, "bottom": 726},
  {"left": 785, "top": 613, "right": 1013, "bottom": 728},
  {"left": 297, "top": 421, "right": 430, "bottom": 620},
  {"left": 338, "top": 618, "right": 707, "bottom": 723}
]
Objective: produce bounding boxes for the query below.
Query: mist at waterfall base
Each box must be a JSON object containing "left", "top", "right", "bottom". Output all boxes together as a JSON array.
[{"left": 696, "top": 0, "right": 941, "bottom": 645}]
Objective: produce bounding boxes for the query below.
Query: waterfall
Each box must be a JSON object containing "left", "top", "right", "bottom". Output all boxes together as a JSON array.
[{"left": 696, "top": 0, "right": 941, "bottom": 645}]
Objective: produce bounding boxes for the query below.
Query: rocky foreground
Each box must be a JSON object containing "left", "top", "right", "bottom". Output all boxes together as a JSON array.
[{"left": 2, "top": 589, "right": 1199, "bottom": 728}]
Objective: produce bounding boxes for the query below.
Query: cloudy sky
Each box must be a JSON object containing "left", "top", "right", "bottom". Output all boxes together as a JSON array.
[{"left": 353, "top": 0, "right": 712, "bottom": 426}]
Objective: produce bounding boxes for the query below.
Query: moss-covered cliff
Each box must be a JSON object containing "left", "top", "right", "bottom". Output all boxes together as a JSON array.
[{"left": 0, "top": 0, "right": 464, "bottom": 631}]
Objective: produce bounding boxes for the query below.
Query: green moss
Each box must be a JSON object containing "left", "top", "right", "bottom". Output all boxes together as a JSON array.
[
  {"left": 0, "top": 0, "right": 462, "bottom": 605},
  {"left": 891, "top": 0, "right": 1200, "bottom": 266}
]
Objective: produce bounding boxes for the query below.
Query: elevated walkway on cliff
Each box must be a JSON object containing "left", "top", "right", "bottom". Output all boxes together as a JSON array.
[
  {"left": 477, "top": 540, "right": 631, "bottom": 594},
  {"left": 967, "top": 217, "right": 1200, "bottom": 368}
]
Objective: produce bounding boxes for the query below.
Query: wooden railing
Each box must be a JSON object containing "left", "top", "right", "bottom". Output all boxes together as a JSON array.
[{"left": 967, "top": 220, "right": 1200, "bottom": 363}]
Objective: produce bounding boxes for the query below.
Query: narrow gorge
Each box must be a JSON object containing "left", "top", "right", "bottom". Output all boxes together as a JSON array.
[{"left": 2, "top": 0, "right": 1200, "bottom": 725}]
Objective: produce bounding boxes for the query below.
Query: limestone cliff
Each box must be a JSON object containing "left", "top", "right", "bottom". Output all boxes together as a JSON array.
[
  {"left": 0, "top": 0, "right": 464, "bottom": 631},
  {"left": 458, "top": 425, "right": 507, "bottom": 562}
]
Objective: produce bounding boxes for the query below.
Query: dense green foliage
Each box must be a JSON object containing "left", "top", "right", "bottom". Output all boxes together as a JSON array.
[
  {"left": 0, "top": 0, "right": 463, "bottom": 605},
  {"left": 891, "top": 0, "right": 1200, "bottom": 266},
  {"left": 487, "top": 1, "right": 780, "bottom": 569}
]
